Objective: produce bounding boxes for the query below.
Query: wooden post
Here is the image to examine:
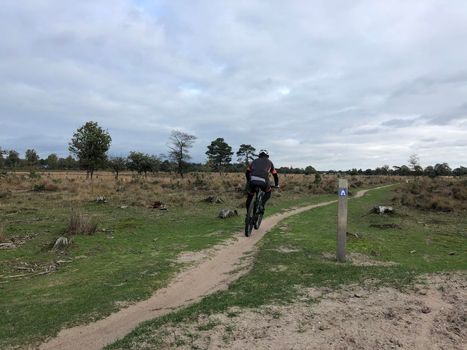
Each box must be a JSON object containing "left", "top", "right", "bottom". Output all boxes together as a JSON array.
[{"left": 337, "top": 179, "right": 348, "bottom": 262}]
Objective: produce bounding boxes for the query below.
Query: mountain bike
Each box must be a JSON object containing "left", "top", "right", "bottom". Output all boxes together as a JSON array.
[{"left": 244, "top": 185, "right": 278, "bottom": 237}]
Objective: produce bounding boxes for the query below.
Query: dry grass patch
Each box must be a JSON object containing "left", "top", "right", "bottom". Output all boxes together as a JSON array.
[
  {"left": 65, "top": 211, "right": 97, "bottom": 236},
  {"left": 0, "top": 225, "right": 7, "bottom": 243},
  {"left": 393, "top": 177, "right": 467, "bottom": 212}
]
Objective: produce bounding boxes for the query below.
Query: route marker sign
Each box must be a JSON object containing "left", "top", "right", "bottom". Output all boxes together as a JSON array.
[{"left": 337, "top": 179, "right": 348, "bottom": 262}]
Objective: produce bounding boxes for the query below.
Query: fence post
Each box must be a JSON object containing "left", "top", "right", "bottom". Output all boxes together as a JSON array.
[{"left": 337, "top": 179, "right": 348, "bottom": 262}]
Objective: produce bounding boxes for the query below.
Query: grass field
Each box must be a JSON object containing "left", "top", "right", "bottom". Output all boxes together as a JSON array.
[
  {"left": 0, "top": 172, "right": 464, "bottom": 348},
  {"left": 0, "top": 171, "right": 350, "bottom": 348},
  {"left": 106, "top": 184, "right": 466, "bottom": 349}
]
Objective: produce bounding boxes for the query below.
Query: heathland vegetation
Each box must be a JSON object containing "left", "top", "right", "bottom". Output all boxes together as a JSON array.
[
  {"left": 0, "top": 168, "right": 391, "bottom": 347},
  {"left": 0, "top": 168, "right": 465, "bottom": 348},
  {"left": 107, "top": 183, "right": 466, "bottom": 350}
]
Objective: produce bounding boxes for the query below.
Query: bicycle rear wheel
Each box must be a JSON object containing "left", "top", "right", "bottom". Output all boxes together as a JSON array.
[{"left": 244, "top": 197, "right": 255, "bottom": 237}]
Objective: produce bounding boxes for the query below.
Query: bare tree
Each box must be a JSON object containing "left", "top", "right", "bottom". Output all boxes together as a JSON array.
[
  {"left": 408, "top": 153, "right": 423, "bottom": 176},
  {"left": 168, "top": 130, "right": 197, "bottom": 178},
  {"left": 408, "top": 154, "right": 420, "bottom": 171}
]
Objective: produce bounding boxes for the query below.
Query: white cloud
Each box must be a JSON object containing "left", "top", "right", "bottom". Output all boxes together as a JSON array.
[{"left": 277, "top": 87, "right": 291, "bottom": 96}]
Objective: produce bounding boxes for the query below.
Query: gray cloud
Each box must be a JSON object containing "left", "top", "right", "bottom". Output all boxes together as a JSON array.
[
  {"left": 1, "top": 0, "right": 467, "bottom": 169},
  {"left": 422, "top": 103, "right": 467, "bottom": 126},
  {"left": 381, "top": 118, "right": 419, "bottom": 128}
]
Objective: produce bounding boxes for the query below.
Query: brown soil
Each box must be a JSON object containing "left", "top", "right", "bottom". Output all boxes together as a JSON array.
[
  {"left": 131, "top": 273, "right": 466, "bottom": 350},
  {"left": 38, "top": 187, "right": 389, "bottom": 350}
]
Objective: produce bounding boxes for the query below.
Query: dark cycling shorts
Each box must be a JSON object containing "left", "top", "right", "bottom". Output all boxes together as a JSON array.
[{"left": 247, "top": 180, "right": 271, "bottom": 195}]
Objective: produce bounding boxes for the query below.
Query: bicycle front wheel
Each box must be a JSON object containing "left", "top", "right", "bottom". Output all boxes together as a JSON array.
[{"left": 254, "top": 212, "right": 263, "bottom": 230}]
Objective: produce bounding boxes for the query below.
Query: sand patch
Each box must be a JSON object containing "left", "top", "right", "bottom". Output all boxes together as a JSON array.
[
  {"left": 176, "top": 239, "right": 237, "bottom": 264},
  {"left": 275, "top": 246, "right": 300, "bottom": 253},
  {"left": 138, "top": 273, "right": 465, "bottom": 350}
]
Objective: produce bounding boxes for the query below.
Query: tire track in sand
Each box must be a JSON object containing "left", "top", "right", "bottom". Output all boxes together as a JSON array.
[{"left": 40, "top": 185, "right": 392, "bottom": 350}]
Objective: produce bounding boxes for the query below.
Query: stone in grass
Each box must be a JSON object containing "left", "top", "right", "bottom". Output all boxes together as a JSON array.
[
  {"left": 53, "top": 236, "right": 72, "bottom": 250},
  {"left": 0, "top": 242, "right": 16, "bottom": 250},
  {"left": 152, "top": 201, "right": 168, "bottom": 210},
  {"left": 346, "top": 232, "right": 361, "bottom": 239},
  {"left": 218, "top": 209, "right": 238, "bottom": 219},
  {"left": 373, "top": 206, "right": 394, "bottom": 214},
  {"left": 96, "top": 196, "right": 107, "bottom": 203}
]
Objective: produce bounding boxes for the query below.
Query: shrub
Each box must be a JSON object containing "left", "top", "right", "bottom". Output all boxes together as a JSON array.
[
  {"left": 32, "top": 183, "right": 46, "bottom": 192},
  {"left": 32, "top": 181, "right": 59, "bottom": 192},
  {"left": 65, "top": 212, "right": 97, "bottom": 235}
]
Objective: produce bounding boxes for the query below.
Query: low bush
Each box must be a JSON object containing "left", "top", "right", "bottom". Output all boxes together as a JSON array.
[
  {"left": 32, "top": 181, "right": 59, "bottom": 192},
  {"left": 32, "top": 183, "right": 46, "bottom": 192},
  {"left": 65, "top": 211, "right": 97, "bottom": 235}
]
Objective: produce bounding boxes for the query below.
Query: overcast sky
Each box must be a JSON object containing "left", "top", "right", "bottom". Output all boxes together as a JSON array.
[{"left": 1, "top": 0, "right": 466, "bottom": 170}]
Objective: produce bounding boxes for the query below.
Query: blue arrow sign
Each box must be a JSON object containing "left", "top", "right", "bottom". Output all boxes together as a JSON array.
[{"left": 338, "top": 188, "right": 347, "bottom": 196}]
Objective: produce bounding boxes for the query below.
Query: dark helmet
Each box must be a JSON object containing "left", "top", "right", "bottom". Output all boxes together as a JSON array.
[{"left": 258, "top": 149, "right": 269, "bottom": 157}]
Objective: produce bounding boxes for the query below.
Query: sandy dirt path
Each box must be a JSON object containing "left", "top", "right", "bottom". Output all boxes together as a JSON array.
[{"left": 39, "top": 186, "right": 389, "bottom": 350}]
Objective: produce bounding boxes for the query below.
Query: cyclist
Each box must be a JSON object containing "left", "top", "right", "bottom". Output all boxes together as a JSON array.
[{"left": 245, "top": 149, "right": 279, "bottom": 215}]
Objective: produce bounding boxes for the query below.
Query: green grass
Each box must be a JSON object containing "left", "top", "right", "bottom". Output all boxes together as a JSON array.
[
  {"left": 0, "top": 187, "right": 332, "bottom": 348},
  {"left": 107, "top": 185, "right": 466, "bottom": 349}
]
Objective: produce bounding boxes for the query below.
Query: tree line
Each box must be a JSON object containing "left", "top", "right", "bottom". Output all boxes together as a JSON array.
[
  {"left": 0, "top": 121, "right": 261, "bottom": 178},
  {"left": 1, "top": 121, "right": 465, "bottom": 178}
]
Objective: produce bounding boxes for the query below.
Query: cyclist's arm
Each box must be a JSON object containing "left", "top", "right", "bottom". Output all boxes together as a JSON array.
[
  {"left": 270, "top": 163, "right": 279, "bottom": 187},
  {"left": 272, "top": 173, "right": 279, "bottom": 187},
  {"left": 245, "top": 165, "right": 252, "bottom": 182}
]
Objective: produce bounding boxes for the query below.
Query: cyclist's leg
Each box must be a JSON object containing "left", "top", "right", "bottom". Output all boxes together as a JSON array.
[
  {"left": 261, "top": 184, "right": 272, "bottom": 208},
  {"left": 245, "top": 192, "right": 254, "bottom": 214},
  {"left": 245, "top": 181, "right": 257, "bottom": 214}
]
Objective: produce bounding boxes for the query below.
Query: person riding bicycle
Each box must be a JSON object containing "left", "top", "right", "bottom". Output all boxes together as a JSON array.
[{"left": 245, "top": 149, "right": 279, "bottom": 215}]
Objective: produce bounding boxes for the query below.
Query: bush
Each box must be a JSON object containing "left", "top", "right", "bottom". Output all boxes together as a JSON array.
[
  {"left": 32, "top": 183, "right": 46, "bottom": 192},
  {"left": 32, "top": 181, "right": 59, "bottom": 192},
  {"left": 65, "top": 212, "right": 97, "bottom": 235}
]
